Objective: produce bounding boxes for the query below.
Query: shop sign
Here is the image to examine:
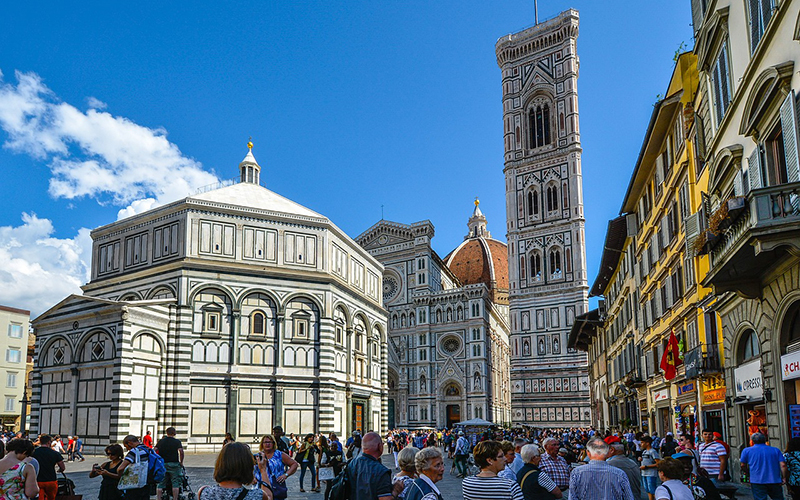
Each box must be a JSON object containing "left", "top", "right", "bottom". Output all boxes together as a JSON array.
[
  {"left": 702, "top": 388, "right": 726, "bottom": 405},
  {"left": 684, "top": 348, "right": 701, "bottom": 379},
  {"left": 678, "top": 382, "right": 696, "bottom": 395},
  {"left": 653, "top": 388, "right": 670, "bottom": 403},
  {"left": 781, "top": 350, "right": 800, "bottom": 381},
  {"left": 701, "top": 376, "right": 725, "bottom": 392},
  {"left": 734, "top": 359, "right": 763, "bottom": 399}
]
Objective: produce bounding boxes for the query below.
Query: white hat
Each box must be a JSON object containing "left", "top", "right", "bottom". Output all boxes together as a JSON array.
[{"left": 666, "top": 432, "right": 673, "bottom": 436}]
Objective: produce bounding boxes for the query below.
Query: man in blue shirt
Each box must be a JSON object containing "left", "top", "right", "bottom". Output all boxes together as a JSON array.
[{"left": 740, "top": 432, "right": 786, "bottom": 500}]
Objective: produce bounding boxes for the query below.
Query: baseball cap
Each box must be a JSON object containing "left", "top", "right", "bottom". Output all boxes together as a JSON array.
[
  {"left": 672, "top": 452, "right": 692, "bottom": 460},
  {"left": 666, "top": 432, "right": 673, "bottom": 436},
  {"left": 713, "top": 432, "right": 722, "bottom": 439},
  {"left": 604, "top": 435, "right": 621, "bottom": 444}
]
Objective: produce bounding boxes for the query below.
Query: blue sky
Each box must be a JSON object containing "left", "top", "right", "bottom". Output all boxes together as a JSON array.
[{"left": 0, "top": 1, "right": 694, "bottom": 315}]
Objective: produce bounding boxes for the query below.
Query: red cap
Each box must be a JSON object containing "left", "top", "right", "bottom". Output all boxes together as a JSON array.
[
  {"left": 605, "top": 435, "right": 621, "bottom": 444},
  {"left": 713, "top": 432, "right": 722, "bottom": 439}
]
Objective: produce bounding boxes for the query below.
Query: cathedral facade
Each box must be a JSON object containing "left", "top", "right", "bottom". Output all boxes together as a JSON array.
[
  {"left": 356, "top": 204, "right": 512, "bottom": 429},
  {"left": 496, "top": 10, "right": 591, "bottom": 426},
  {"left": 31, "top": 148, "right": 387, "bottom": 451}
]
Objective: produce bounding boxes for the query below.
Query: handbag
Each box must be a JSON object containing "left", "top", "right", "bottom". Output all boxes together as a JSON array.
[
  {"left": 318, "top": 467, "right": 335, "bottom": 481},
  {"left": 118, "top": 448, "right": 148, "bottom": 490},
  {"left": 267, "top": 454, "right": 288, "bottom": 500}
]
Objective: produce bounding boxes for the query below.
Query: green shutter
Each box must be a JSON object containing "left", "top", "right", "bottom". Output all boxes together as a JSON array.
[
  {"left": 781, "top": 90, "right": 800, "bottom": 184},
  {"left": 748, "top": 144, "right": 763, "bottom": 190}
]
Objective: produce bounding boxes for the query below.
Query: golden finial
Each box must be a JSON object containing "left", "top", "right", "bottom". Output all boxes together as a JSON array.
[
  {"left": 247, "top": 136, "right": 253, "bottom": 150},
  {"left": 474, "top": 197, "right": 480, "bottom": 207}
]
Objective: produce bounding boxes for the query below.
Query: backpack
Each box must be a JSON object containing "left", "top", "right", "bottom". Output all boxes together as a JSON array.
[
  {"left": 146, "top": 447, "right": 167, "bottom": 483},
  {"left": 327, "top": 463, "right": 350, "bottom": 500}
]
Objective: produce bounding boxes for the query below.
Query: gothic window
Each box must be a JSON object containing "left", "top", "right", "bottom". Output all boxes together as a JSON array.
[
  {"left": 549, "top": 249, "right": 562, "bottom": 275},
  {"left": 527, "top": 190, "right": 540, "bottom": 217},
  {"left": 546, "top": 184, "right": 559, "bottom": 212},
  {"left": 528, "top": 103, "right": 552, "bottom": 149},
  {"left": 530, "top": 253, "right": 542, "bottom": 279}
]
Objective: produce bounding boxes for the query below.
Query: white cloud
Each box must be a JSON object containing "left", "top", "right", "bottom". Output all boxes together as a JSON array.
[
  {"left": 86, "top": 96, "right": 107, "bottom": 110},
  {"left": 0, "top": 213, "right": 92, "bottom": 317},
  {"left": 0, "top": 70, "right": 219, "bottom": 217}
]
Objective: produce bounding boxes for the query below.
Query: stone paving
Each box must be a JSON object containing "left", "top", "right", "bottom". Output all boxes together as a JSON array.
[{"left": 62, "top": 452, "right": 755, "bottom": 500}]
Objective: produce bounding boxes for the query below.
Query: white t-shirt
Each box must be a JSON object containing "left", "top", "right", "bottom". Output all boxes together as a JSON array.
[{"left": 655, "top": 479, "right": 693, "bottom": 500}]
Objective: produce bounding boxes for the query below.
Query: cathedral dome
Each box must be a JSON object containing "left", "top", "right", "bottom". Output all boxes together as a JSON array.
[{"left": 444, "top": 200, "right": 509, "bottom": 301}]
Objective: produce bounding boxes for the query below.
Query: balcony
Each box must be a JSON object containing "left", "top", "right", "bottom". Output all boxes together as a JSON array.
[
  {"left": 684, "top": 343, "right": 724, "bottom": 379},
  {"left": 703, "top": 182, "right": 800, "bottom": 298}
]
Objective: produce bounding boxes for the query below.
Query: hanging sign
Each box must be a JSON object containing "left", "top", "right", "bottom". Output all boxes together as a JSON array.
[
  {"left": 678, "top": 382, "right": 696, "bottom": 395},
  {"left": 734, "top": 359, "right": 763, "bottom": 399},
  {"left": 781, "top": 351, "right": 800, "bottom": 381}
]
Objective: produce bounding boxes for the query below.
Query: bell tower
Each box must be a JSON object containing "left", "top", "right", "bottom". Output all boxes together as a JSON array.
[{"left": 496, "top": 10, "right": 591, "bottom": 426}]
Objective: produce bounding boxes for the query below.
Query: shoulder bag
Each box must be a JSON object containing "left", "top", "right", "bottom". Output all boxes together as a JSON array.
[
  {"left": 118, "top": 449, "right": 148, "bottom": 490},
  {"left": 267, "top": 452, "right": 288, "bottom": 500}
]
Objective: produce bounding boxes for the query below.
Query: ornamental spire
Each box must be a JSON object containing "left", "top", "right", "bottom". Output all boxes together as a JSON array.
[
  {"left": 466, "top": 197, "right": 490, "bottom": 239},
  {"left": 239, "top": 138, "right": 261, "bottom": 184}
]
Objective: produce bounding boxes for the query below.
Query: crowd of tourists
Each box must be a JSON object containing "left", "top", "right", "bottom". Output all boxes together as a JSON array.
[{"left": 9, "top": 424, "right": 800, "bottom": 500}]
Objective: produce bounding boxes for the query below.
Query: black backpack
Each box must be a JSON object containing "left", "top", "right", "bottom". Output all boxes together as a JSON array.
[{"left": 328, "top": 463, "right": 350, "bottom": 500}]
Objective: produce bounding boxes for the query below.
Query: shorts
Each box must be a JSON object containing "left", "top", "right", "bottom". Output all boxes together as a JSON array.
[
  {"left": 642, "top": 475, "right": 660, "bottom": 494},
  {"left": 38, "top": 481, "right": 59, "bottom": 500},
  {"left": 158, "top": 462, "right": 184, "bottom": 489}
]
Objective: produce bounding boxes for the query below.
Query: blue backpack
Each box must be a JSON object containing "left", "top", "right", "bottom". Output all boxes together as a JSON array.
[{"left": 143, "top": 446, "right": 166, "bottom": 483}]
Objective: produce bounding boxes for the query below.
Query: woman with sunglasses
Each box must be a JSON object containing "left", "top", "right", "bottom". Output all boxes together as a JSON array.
[
  {"left": 254, "top": 435, "right": 298, "bottom": 500},
  {"left": 90, "top": 444, "right": 124, "bottom": 500}
]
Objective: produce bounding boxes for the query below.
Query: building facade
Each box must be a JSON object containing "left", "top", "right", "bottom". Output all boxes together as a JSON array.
[
  {"left": 496, "top": 9, "right": 591, "bottom": 426},
  {"left": 356, "top": 202, "right": 512, "bottom": 428},
  {"left": 689, "top": 0, "right": 800, "bottom": 476},
  {"left": 31, "top": 147, "right": 387, "bottom": 451},
  {"left": 0, "top": 305, "right": 30, "bottom": 430}
]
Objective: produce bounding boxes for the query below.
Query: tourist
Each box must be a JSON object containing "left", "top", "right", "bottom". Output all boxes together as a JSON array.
[
  {"left": 671, "top": 452, "right": 720, "bottom": 500},
  {"left": 89, "top": 444, "right": 125, "bottom": 500},
  {"left": 607, "top": 442, "right": 642, "bottom": 500},
  {"left": 510, "top": 438, "right": 526, "bottom": 473},
  {"left": 254, "top": 434, "right": 298, "bottom": 500},
  {"left": 677, "top": 434, "right": 699, "bottom": 474},
  {"left": 142, "top": 431, "right": 154, "bottom": 449},
  {"left": 462, "top": 441, "right": 522, "bottom": 500},
  {"left": 393, "top": 447, "right": 420, "bottom": 500},
  {"left": 640, "top": 435, "right": 661, "bottom": 500},
  {"left": 328, "top": 434, "right": 343, "bottom": 455},
  {"left": 296, "top": 433, "right": 318, "bottom": 493},
  {"left": 783, "top": 437, "right": 800, "bottom": 499},
  {"left": 346, "top": 432, "right": 401, "bottom": 500},
  {"left": 50, "top": 436, "right": 65, "bottom": 455},
  {"left": 117, "top": 435, "right": 152, "bottom": 500},
  {"left": 347, "top": 434, "right": 363, "bottom": 461},
  {"left": 659, "top": 433, "right": 678, "bottom": 459},
  {"left": 740, "top": 432, "right": 786, "bottom": 500},
  {"left": 73, "top": 435, "right": 85, "bottom": 462},
  {"left": 405, "top": 447, "right": 444, "bottom": 500},
  {"left": 272, "top": 427, "right": 290, "bottom": 455},
  {"left": 32, "top": 434, "right": 65, "bottom": 500},
  {"left": 198, "top": 441, "right": 272, "bottom": 500},
  {"left": 454, "top": 431, "right": 470, "bottom": 478},
  {"left": 654, "top": 458, "right": 693, "bottom": 500},
  {"left": 699, "top": 430, "right": 728, "bottom": 485},
  {"left": 516, "top": 444, "right": 562, "bottom": 500},
  {"left": 497, "top": 441, "right": 517, "bottom": 481},
  {"left": 539, "top": 437, "right": 571, "bottom": 496},
  {"left": 568, "top": 438, "right": 634, "bottom": 500},
  {"left": 0, "top": 439, "right": 39, "bottom": 500},
  {"left": 223, "top": 433, "right": 236, "bottom": 446},
  {"left": 156, "top": 427, "right": 185, "bottom": 500}
]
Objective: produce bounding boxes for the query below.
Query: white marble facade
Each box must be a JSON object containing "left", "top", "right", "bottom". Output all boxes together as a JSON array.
[
  {"left": 496, "top": 10, "right": 592, "bottom": 426},
  {"left": 31, "top": 148, "right": 387, "bottom": 452}
]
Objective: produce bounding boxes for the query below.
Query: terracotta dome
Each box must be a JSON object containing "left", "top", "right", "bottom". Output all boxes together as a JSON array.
[{"left": 444, "top": 200, "right": 509, "bottom": 301}]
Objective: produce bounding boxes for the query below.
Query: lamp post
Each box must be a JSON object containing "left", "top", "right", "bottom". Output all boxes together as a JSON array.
[{"left": 19, "top": 383, "right": 29, "bottom": 435}]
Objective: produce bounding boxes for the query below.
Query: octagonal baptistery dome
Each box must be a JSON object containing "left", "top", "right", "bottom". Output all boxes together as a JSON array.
[
  {"left": 444, "top": 201, "right": 509, "bottom": 304},
  {"left": 32, "top": 144, "right": 388, "bottom": 451}
]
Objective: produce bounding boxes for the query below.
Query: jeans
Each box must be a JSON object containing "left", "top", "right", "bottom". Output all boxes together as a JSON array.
[
  {"left": 299, "top": 462, "right": 316, "bottom": 490},
  {"left": 751, "top": 483, "right": 784, "bottom": 500},
  {"left": 455, "top": 454, "right": 467, "bottom": 476}
]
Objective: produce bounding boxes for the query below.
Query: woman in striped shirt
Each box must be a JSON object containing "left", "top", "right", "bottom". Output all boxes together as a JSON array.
[{"left": 462, "top": 441, "right": 523, "bottom": 500}]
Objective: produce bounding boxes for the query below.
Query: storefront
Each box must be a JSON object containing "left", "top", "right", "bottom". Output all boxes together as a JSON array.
[
  {"left": 700, "top": 376, "right": 726, "bottom": 439},
  {"left": 653, "top": 388, "right": 671, "bottom": 436},
  {"left": 733, "top": 359, "right": 766, "bottom": 444},
  {"left": 676, "top": 382, "right": 697, "bottom": 439},
  {"left": 781, "top": 349, "right": 800, "bottom": 439}
]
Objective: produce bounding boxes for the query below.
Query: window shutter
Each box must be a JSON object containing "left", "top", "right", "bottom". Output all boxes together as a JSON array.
[
  {"left": 734, "top": 168, "right": 744, "bottom": 196},
  {"left": 685, "top": 211, "right": 700, "bottom": 239},
  {"left": 665, "top": 278, "right": 674, "bottom": 309},
  {"left": 654, "top": 289, "right": 662, "bottom": 319},
  {"left": 749, "top": 0, "right": 761, "bottom": 53},
  {"left": 781, "top": 90, "right": 800, "bottom": 184},
  {"left": 749, "top": 145, "right": 763, "bottom": 190},
  {"left": 656, "top": 155, "right": 664, "bottom": 186}
]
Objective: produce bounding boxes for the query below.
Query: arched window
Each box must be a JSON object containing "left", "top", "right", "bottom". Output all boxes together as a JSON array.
[
  {"left": 532, "top": 190, "right": 539, "bottom": 215},
  {"left": 530, "top": 253, "right": 542, "bottom": 278},
  {"left": 739, "top": 329, "right": 760, "bottom": 362},
  {"left": 251, "top": 311, "right": 265, "bottom": 335},
  {"left": 550, "top": 249, "right": 562, "bottom": 275},
  {"left": 528, "top": 104, "right": 552, "bottom": 149},
  {"left": 546, "top": 185, "right": 559, "bottom": 212},
  {"left": 528, "top": 191, "right": 534, "bottom": 216}
]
